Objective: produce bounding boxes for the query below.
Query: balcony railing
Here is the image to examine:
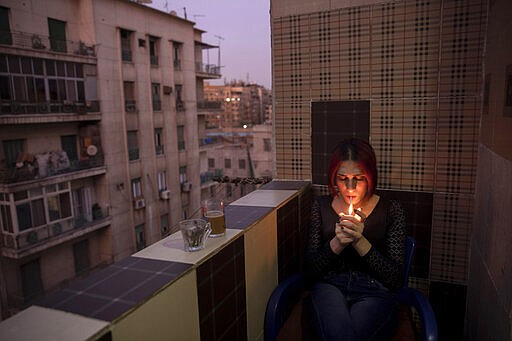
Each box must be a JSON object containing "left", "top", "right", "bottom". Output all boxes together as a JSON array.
[
  {"left": 195, "top": 62, "right": 221, "bottom": 77},
  {"left": 128, "top": 148, "right": 139, "bottom": 161},
  {"left": 0, "top": 153, "right": 105, "bottom": 185},
  {"left": 0, "top": 100, "right": 101, "bottom": 116},
  {"left": 0, "top": 30, "right": 96, "bottom": 57},
  {"left": 197, "top": 100, "right": 223, "bottom": 111},
  {"left": 152, "top": 99, "right": 162, "bottom": 111},
  {"left": 125, "top": 100, "right": 137, "bottom": 112},
  {"left": 121, "top": 49, "right": 132, "bottom": 62}
]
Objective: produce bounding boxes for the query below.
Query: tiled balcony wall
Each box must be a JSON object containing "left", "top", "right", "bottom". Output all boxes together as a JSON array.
[
  {"left": 0, "top": 180, "right": 311, "bottom": 340},
  {"left": 270, "top": 0, "right": 489, "bottom": 338}
]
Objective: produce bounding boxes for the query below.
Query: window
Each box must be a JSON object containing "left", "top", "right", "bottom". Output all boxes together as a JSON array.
[
  {"left": 151, "top": 83, "right": 161, "bottom": 111},
  {"left": 155, "top": 128, "right": 164, "bottom": 155},
  {"left": 72, "top": 186, "right": 93, "bottom": 225},
  {"left": 5, "top": 183, "right": 74, "bottom": 233},
  {"left": 2, "top": 139, "right": 25, "bottom": 168},
  {"left": 0, "top": 55, "right": 86, "bottom": 112},
  {"left": 157, "top": 170, "right": 167, "bottom": 191},
  {"left": 131, "top": 178, "right": 142, "bottom": 198},
  {"left": 135, "top": 224, "right": 145, "bottom": 251},
  {"left": 263, "top": 138, "right": 272, "bottom": 152},
  {"left": 149, "top": 36, "right": 159, "bottom": 65},
  {"left": 239, "top": 159, "right": 246, "bottom": 169},
  {"left": 124, "top": 81, "right": 136, "bottom": 112},
  {"left": 1, "top": 197, "right": 13, "bottom": 233},
  {"left": 47, "top": 192, "right": 72, "bottom": 222},
  {"left": 61, "top": 135, "right": 78, "bottom": 163},
  {"left": 48, "top": 18, "right": 67, "bottom": 53},
  {"left": 127, "top": 130, "right": 139, "bottom": 161},
  {"left": 160, "top": 214, "right": 170, "bottom": 237},
  {"left": 172, "top": 41, "right": 182, "bottom": 70},
  {"left": 21, "top": 259, "right": 43, "bottom": 302},
  {"left": 208, "top": 158, "right": 215, "bottom": 168},
  {"left": 177, "top": 125, "right": 185, "bottom": 150},
  {"left": 224, "top": 158, "right": 231, "bottom": 169},
  {"left": 120, "top": 29, "right": 132, "bottom": 62},
  {"left": 73, "top": 239, "right": 90, "bottom": 274},
  {"left": 0, "top": 6, "right": 12, "bottom": 45},
  {"left": 179, "top": 166, "right": 187, "bottom": 184},
  {"left": 175, "top": 84, "right": 184, "bottom": 111}
]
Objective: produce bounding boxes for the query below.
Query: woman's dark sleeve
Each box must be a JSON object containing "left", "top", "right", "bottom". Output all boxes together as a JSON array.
[
  {"left": 304, "top": 198, "right": 339, "bottom": 282},
  {"left": 362, "top": 200, "right": 406, "bottom": 290}
]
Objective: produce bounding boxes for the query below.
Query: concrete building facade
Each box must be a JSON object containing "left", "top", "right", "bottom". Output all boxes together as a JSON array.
[{"left": 0, "top": 0, "right": 220, "bottom": 317}]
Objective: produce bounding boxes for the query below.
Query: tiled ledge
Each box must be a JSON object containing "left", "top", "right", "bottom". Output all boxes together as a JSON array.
[{"left": 0, "top": 180, "right": 311, "bottom": 341}]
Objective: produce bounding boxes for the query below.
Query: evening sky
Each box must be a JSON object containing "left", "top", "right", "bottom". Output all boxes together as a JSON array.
[{"left": 148, "top": 0, "right": 272, "bottom": 89}]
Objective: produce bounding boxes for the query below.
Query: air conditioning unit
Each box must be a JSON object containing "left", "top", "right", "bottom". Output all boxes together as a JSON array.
[
  {"left": 163, "top": 86, "right": 173, "bottom": 95},
  {"left": 160, "top": 190, "right": 170, "bottom": 200},
  {"left": 133, "top": 198, "right": 146, "bottom": 209},
  {"left": 181, "top": 182, "right": 192, "bottom": 192}
]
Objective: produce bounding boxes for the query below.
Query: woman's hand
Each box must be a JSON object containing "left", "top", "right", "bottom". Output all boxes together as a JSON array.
[
  {"left": 339, "top": 210, "right": 371, "bottom": 256},
  {"left": 338, "top": 211, "right": 366, "bottom": 241}
]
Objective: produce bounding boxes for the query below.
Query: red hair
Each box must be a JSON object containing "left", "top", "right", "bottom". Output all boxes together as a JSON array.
[{"left": 327, "top": 138, "right": 377, "bottom": 198}]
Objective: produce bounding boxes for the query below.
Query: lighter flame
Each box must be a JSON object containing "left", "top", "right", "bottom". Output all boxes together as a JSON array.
[{"left": 348, "top": 197, "right": 354, "bottom": 216}]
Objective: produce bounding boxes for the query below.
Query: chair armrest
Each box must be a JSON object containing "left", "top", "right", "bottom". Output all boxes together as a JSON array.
[
  {"left": 264, "top": 274, "right": 305, "bottom": 341},
  {"left": 397, "top": 287, "right": 438, "bottom": 341}
]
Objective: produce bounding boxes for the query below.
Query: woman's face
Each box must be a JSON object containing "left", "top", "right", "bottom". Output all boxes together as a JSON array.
[{"left": 335, "top": 160, "right": 368, "bottom": 207}]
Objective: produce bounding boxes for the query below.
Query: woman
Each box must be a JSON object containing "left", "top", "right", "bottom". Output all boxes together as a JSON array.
[{"left": 305, "top": 138, "right": 406, "bottom": 341}]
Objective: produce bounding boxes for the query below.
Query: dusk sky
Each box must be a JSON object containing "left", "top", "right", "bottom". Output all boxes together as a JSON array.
[{"left": 147, "top": 0, "right": 272, "bottom": 89}]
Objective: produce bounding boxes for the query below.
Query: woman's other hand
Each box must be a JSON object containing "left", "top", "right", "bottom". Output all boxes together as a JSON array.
[{"left": 330, "top": 223, "right": 354, "bottom": 254}]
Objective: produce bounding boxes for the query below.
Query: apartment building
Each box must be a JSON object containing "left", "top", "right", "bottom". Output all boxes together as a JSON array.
[
  {"left": 0, "top": 0, "right": 220, "bottom": 318},
  {"left": 202, "top": 81, "right": 272, "bottom": 128},
  {"left": 198, "top": 82, "right": 273, "bottom": 204}
]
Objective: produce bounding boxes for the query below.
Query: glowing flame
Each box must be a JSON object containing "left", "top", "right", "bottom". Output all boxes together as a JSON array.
[{"left": 348, "top": 197, "right": 354, "bottom": 216}]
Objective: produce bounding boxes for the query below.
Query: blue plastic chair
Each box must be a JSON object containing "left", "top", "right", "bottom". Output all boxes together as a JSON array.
[{"left": 264, "top": 236, "right": 438, "bottom": 341}]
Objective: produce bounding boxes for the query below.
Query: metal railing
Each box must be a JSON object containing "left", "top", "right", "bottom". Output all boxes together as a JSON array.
[
  {"left": 195, "top": 62, "right": 221, "bottom": 76},
  {"left": 0, "top": 30, "right": 96, "bottom": 57},
  {"left": 0, "top": 153, "right": 105, "bottom": 185},
  {"left": 0, "top": 100, "right": 100, "bottom": 115},
  {"left": 197, "top": 100, "right": 223, "bottom": 110}
]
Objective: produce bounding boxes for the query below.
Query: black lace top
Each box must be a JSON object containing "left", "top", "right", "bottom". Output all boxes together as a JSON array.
[{"left": 304, "top": 195, "right": 406, "bottom": 291}]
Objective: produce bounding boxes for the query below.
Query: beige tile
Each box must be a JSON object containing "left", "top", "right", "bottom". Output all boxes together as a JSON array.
[
  {"left": 230, "top": 189, "right": 298, "bottom": 208},
  {"left": 133, "top": 229, "right": 243, "bottom": 265},
  {"left": 0, "top": 306, "right": 108, "bottom": 341}
]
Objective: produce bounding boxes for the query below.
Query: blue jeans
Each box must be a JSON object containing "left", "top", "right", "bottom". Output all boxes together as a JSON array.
[{"left": 305, "top": 271, "right": 398, "bottom": 341}]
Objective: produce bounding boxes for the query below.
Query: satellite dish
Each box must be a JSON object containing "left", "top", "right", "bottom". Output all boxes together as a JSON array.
[{"left": 87, "top": 145, "right": 98, "bottom": 156}]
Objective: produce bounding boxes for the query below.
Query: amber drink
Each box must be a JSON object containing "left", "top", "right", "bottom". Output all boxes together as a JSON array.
[
  {"left": 202, "top": 199, "right": 226, "bottom": 237},
  {"left": 205, "top": 210, "right": 226, "bottom": 237}
]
